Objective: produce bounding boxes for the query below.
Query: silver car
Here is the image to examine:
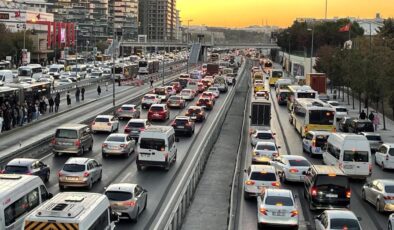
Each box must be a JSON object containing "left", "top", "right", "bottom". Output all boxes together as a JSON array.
[
  {"left": 105, "top": 183, "right": 148, "bottom": 221},
  {"left": 102, "top": 133, "right": 136, "bottom": 158},
  {"left": 180, "top": 89, "right": 194, "bottom": 101},
  {"left": 257, "top": 189, "right": 299, "bottom": 229},
  {"left": 250, "top": 129, "right": 275, "bottom": 147},
  {"left": 270, "top": 155, "right": 311, "bottom": 183},
  {"left": 362, "top": 179, "right": 394, "bottom": 212},
  {"left": 58, "top": 157, "right": 102, "bottom": 190},
  {"left": 116, "top": 104, "right": 141, "bottom": 120}
]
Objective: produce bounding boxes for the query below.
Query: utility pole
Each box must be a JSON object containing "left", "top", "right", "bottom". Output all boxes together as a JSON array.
[
  {"left": 75, "top": 24, "right": 78, "bottom": 77},
  {"left": 112, "top": 29, "right": 116, "bottom": 108},
  {"left": 308, "top": 23, "right": 315, "bottom": 73},
  {"left": 325, "top": 0, "right": 328, "bottom": 19}
]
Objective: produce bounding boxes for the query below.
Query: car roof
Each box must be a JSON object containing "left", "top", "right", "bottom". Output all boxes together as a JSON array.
[
  {"left": 256, "top": 141, "right": 276, "bottom": 146},
  {"left": 307, "top": 130, "right": 331, "bottom": 136},
  {"left": 176, "top": 116, "right": 190, "bottom": 120},
  {"left": 280, "top": 155, "right": 308, "bottom": 161},
  {"left": 106, "top": 133, "right": 128, "bottom": 138},
  {"left": 265, "top": 188, "right": 293, "bottom": 197},
  {"left": 360, "top": 132, "right": 380, "bottom": 136},
  {"left": 7, "top": 158, "right": 37, "bottom": 166},
  {"left": 128, "top": 119, "right": 147, "bottom": 123},
  {"left": 57, "top": 124, "right": 88, "bottom": 129},
  {"left": 169, "top": 95, "right": 182, "bottom": 99},
  {"left": 325, "top": 210, "right": 358, "bottom": 220},
  {"left": 383, "top": 143, "right": 394, "bottom": 148},
  {"left": 106, "top": 183, "right": 137, "bottom": 193},
  {"left": 256, "top": 129, "right": 273, "bottom": 133},
  {"left": 144, "top": 94, "right": 157, "bottom": 97},
  {"left": 250, "top": 165, "right": 275, "bottom": 172},
  {"left": 188, "top": 106, "right": 202, "bottom": 109},
  {"left": 311, "top": 165, "right": 346, "bottom": 176},
  {"left": 121, "top": 104, "right": 136, "bottom": 108},
  {"left": 151, "top": 104, "right": 165, "bottom": 107},
  {"left": 65, "top": 157, "right": 92, "bottom": 165}
]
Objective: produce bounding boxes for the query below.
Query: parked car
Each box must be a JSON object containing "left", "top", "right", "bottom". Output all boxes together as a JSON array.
[
  {"left": 102, "top": 133, "right": 136, "bottom": 158},
  {"left": 116, "top": 104, "right": 140, "bottom": 120},
  {"left": 2, "top": 158, "right": 50, "bottom": 182}
]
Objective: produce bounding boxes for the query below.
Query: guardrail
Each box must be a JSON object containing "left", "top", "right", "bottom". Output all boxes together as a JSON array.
[{"left": 151, "top": 59, "right": 248, "bottom": 230}]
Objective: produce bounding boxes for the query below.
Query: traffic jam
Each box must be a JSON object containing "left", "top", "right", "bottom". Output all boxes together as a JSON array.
[
  {"left": 0, "top": 52, "right": 241, "bottom": 230},
  {"left": 241, "top": 51, "right": 394, "bottom": 230}
]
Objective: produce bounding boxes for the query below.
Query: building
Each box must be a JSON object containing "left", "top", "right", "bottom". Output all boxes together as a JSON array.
[
  {"left": 139, "top": 0, "right": 178, "bottom": 42},
  {"left": 109, "top": 0, "right": 138, "bottom": 39},
  {"left": 175, "top": 9, "right": 181, "bottom": 41}
]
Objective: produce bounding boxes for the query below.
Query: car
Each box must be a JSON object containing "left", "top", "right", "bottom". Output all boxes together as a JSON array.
[
  {"left": 116, "top": 104, "right": 141, "bottom": 120},
  {"left": 91, "top": 115, "right": 119, "bottom": 133},
  {"left": 166, "top": 85, "right": 177, "bottom": 95},
  {"left": 153, "top": 87, "right": 170, "bottom": 101},
  {"left": 196, "top": 97, "right": 214, "bottom": 110},
  {"left": 58, "top": 157, "right": 102, "bottom": 190},
  {"left": 253, "top": 141, "right": 280, "bottom": 159},
  {"left": 124, "top": 119, "right": 150, "bottom": 139},
  {"left": 147, "top": 104, "right": 170, "bottom": 121},
  {"left": 338, "top": 116, "right": 356, "bottom": 132},
  {"left": 201, "top": 78, "right": 213, "bottom": 88},
  {"left": 2, "top": 158, "right": 50, "bottom": 182},
  {"left": 251, "top": 155, "right": 272, "bottom": 165},
  {"left": 102, "top": 133, "right": 136, "bottom": 158},
  {"left": 375, "top": 143, "right": 394, "bottom": 170},
  {"left": 277, "top": 89, "right": 290, "bottom": 105},
  {"left": 255, "top": 91, "right": 269, "bottom": 100},
  {"left": 327, "top": 100, "right": 340, "bottom": 107},
  {"left": 388, "top": 213, "right": 394, "bottom": 230},
  {"left": 250, "top": 129, "right": 275, "bottom": 147},
  {"left": 57, "top": 78, "right": 73, "bottom": 86},
  {"left": 67, "top": 73, "right": 81, "bottom": 82},
  {"left": 243, "top": 165, "right": 280, "bottom": 199},
  {"left": 257, "top": 189, "right": 299, "bottom": 229},
  {"left": 197, "top": 82, "right": 206, "bottom": 93},
  {"left": 178, "top": 74, "right": 190, "bottom": 88},
  {"left": 52, "top": 124, "right": 94, "bottom": 156},
  {"left": 318, "top": 94, "right": 330, "bottom": 102},
  {"left": 201, "top": 91, "right": 216, "bottom": 101},
  {"left": 362, "top": 179, "right": 394, "bottom": 212},
  {"left": 304, "top": 165, "right": 351, "bottom": 210},
  {"left": 86, "top": 71, "right": 102, "bottom": 79},
  {"left": 180, "top": 89, "right": 195, "bottom": 101},
  {"left": 360, "top": 132, "right": 383, "bottom": 153},
  {"left": 302, "top": 131, "right": 331, "bottom": 156},
  {"left": 334, "top": 106, "right": 348, "bottom": 121},
  {"left": 185, "top": 106, "right": 206, "bottom": 122},
  {"left": 167, "top": 95, "right": 186, "bottom": 108},
  {"left": 141, "top": 94, "right": 161, "bottom": 109},
  {"left": 170, "top": 81, "right": 182, "bottom": 93},
  {"left": 270, "top": 155, "right": 311, "bottom": 183},
  {"left": 105, "top": 183, "right": 148, "bottom": 222},
  {"left": 348, "top": 119, "right": 374, "bottom": 133},
  {"left": 315, "top": 210, "right": 362, "bottom": 230},
  {"left": 207, "top": 87, "right": 220, "bottom": 98},
  {"left": 171, "top": 116, "right": 195, "bottom": 136}
]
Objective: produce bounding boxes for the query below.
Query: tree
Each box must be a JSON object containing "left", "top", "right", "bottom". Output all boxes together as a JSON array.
[
  {"left": 0, "top": 23, "right": 33, "bottom": 63},
  {"left": 378, "top": 18, "right": 394, "bottom": 39}
]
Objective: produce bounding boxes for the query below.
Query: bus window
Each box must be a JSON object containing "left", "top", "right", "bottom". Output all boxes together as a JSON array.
[{"left": 309, "top": 110, "right": 334, "bottom": 125}]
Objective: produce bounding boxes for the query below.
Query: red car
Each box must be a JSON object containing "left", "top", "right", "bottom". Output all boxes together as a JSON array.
[
  {"left": 201, "top": 92, "right": 216, "bottom": 101},
  {"left": 197, "top": 83, "right": 206, "bottom": 93},
  {"left": 170, "top": 81, "right": 182, "bottom": 93},
  {"left": 147, "top": 104, "right": 169, "bottom": 121},
  {"left": 185, "top": 106, "right": 206, "bottom": 122},
  {"left": 196, "top": 97, "right": 214, "bottom": 110}
]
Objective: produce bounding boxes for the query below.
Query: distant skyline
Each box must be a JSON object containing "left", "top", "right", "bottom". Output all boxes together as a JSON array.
[{"left": 177, "top": 0, "right": 394, "bottom": 28}]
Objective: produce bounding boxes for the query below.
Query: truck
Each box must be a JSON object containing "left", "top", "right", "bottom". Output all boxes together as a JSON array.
[
  {"left": 206, "top": 63, "right": 219, "bottom": 76},
  {"left": 213, "top": 75, "right": 228, "bottom": 93},
  {"left": 306, "top": 73, "right": 327, "bottom": 94},
  {"left": 250, "top": 97, "right": 271, "bottom": 129}
]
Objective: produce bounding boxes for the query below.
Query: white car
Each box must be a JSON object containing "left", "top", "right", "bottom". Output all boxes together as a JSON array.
[
  {"left": 141, "top": 94, "right": 161, "bottom": 109},
  {"left": 56, "top": 78, "right": 73, "bottom": 86},
  {"left": 360, "top": 132, "right": 383, "bottom": 153},
  {"left": 388, "top": 213, "right": 394, "bottom": 230},
  {"left": 243, "top": 165, "right": 280, "bottom": 199},
  {"left": 375, "top": 143, "right": 394, "bottom": 170},
  {"left": 180, "top": 89, "right": 195, "bottom": 101},
  {"left": 315, "top": 210, "right": 362, "bottom": 230},
  {"left": 334, "top": 106, "right": 348, "bottom": 120},
  {"left": 207, "top": 87, "right": 220, "bottom": 98},
  {"left": 257, "top": 189, "right": 299, "bottom": 229},
  {"left": 250, "top": 130, "right": 275, "bottom": 147},
  {"left": 91, "top": 115, "right": 119, "bottom": 133},
  {"left": 302, "top": 131, "right": 330, "bottom": 156},
  {"left": 327, "top": 100, "right": 340, "bottom": 107},
  {"left": 166, "top": 86, "right": 177, "bottom": 95},
  {"left": 253, "top": 141, "right": 280, "bottom": 159},
  {"left": 270, "top": 155, "right": 311, "bottom": 183}
]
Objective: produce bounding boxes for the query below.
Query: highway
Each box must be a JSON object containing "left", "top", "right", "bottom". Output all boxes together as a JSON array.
[{"left": 235, "top": 64, "right": 392, "bottom": 230}]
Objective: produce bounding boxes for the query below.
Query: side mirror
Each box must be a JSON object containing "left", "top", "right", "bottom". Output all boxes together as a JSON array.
[
  {"left": 98, "top": 164, "right": 102, "bottom": 167},
  {"left": 249, "top": 115, "right": 251, "bottom": 119},
  {"left": 244, "top": 169, "right": 247, "bottom": 173},
  {"left": 357, "top": 217, "right": 362, "bottom": 221}
]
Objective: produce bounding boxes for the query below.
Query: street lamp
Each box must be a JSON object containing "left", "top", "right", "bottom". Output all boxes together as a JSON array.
[
  {"left": 307, "top": 23, "right": 315, "bottom": 74},
  {"left": 285, "top": 31, "right": 291, "bottom": 75},
  {"left": 186, "top": 19, "right": 193, "bottom": 44}
]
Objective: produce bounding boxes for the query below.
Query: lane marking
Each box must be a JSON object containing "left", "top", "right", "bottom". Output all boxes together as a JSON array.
[{"left": 120, "top": 172, "right": 133, "bottom": 182}]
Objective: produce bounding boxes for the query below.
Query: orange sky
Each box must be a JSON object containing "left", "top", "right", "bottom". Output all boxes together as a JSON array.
[{"left": 177, "top": 0, "right": 394, "bottom": 28}]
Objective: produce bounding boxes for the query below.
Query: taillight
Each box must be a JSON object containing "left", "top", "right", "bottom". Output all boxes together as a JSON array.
[
  {"left": 185, "top": 122, "right": 191, "bottom": 127},
  {"left": 75, "top": 140, "right": 81, "bottom": 147},
  {"left": 290, "top": 210, "right": 298, "bottom": 217},
  {"left": 124, "top": 127, "right": 130, "bottom": 133},
  {"left": 0, "top": 170, "right": 4, "bottom": 174},
  {"left": 384, "top": 196, "right": 394, "bottom": 200},
  {"left": 83, "top": 171, "right": 90, "bottom": 177},
  {"left": 312, "top": 139, "right": 316, "bottom": 147},
  {"left": 271, "top": 182, "right": 280, "bottom": 187},
  {"left": 272, "top": 152, "right": 278, "bottom": 157},
  {"left": 102, "top": 143, "right": 108, "bottom": 148},
  {"left": 51, "top": 137, "right": 57, "bottom": 145},
  {"left": 58, "top": 171, "right": 63, "bottom": 177},
  {"left": 346, "top": 189, "right": 351, "bottom": 198},
  {"left": 171, "top": 121, "right": 176, "bottom": 126},
  {"left": 139, "top": 128, "right": 145, "bottom": 131},
  {"left": 311, "top": 187, "right": 318, "bottom": 197},
  {"left": 123, "top": 201, "right": 136, "bottom": 207},
  {"left": 333, "top": 127, "right": 337, "bottom": 132},
  {"left": 245, "top": 180, "right": 255, "bottom": 185},
  {"left": 259, "top": 208, "right": 267, "bottom": 215},
  {"left": 26, "top": 171, "right": 33, "bottom": 175},
  {"left": 289, "top": 168, "right": 299, "bottom": 173}
]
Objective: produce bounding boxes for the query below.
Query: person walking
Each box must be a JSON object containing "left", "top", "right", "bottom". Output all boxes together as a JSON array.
[
  {"left": 373, "top": 113, "right": 380, "bottom": 131},
  {"left": 55, "top": 93, "right": 60, "bottom": 112},
  {"left": 149, "top": 76, "right": 154, "bottom": 88},
  {"left": 48, "top": 96, "right": 54, "bottom": 113},
  {"left": 81, "top": 87, "right": 85, "bottom": 101},
  {"left": 368, "top": 111, "right": 374, "bottom": 122},
  {"left": 66, "top": 91, "right": 71, "bottom": 107},
  {"left": 75, "top": 87, "right": 80, "bottom": 102},
  {"left": 97, "top": 85, "right": 101, "bottom": 97},
  {"left": 359, "top": 110, "right": 366, "bottom": 120}
]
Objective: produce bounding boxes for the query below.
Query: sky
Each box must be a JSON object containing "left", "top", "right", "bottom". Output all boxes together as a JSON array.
[{"left": 177, "top": 0, "right": 394, "bottom": 28}]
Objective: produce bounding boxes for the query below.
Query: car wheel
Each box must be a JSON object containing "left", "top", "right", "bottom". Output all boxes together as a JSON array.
[
  {"left": 137, "top": 162, "right": 142, "bottom": 171},
  {"left": 376, "top": 200, "right": 382, "bottom": 212},
  {"left": 98, "top": 171, "right": 102, "bottom": 181},
  {"left": 280, "top": 172, "right": 287, "bottom": 184},
  {"left": 144, "top": 195, "right": 148, "bottom": 210},
  {"left": 89, "top": 142, "right": 93, "bottom": 151},
  {"left": 164, "top": 161, "right": 170, "bottom": 171},
  {"left": 309, "top": 201, "right": 315, "bottom": 211},
  {"left": 45, "top": 171, "right": 50, "bottom": 182},
  {"left": 243, "top": 191, "right": 250, "bottom": 200},
  {"left": 54, "top": 151, "right": 60, "bottom": 157},
  {"left": 375, "top": 156, "right": 378, "bottom": 165},
  {"left": 77, "top": 148, "right": 83, "bottom": 156},
  {"left": 309, "top": 147, "right": 313, "bottom": 156}
]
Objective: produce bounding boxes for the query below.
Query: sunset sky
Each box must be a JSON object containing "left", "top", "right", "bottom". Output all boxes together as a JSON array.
[{"left": 177, "top": 0, "right": 394, "bottom": 28}]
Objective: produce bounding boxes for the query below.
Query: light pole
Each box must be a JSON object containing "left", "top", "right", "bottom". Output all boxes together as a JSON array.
[
  {"left": 112, "top": 27, "right": 117, "bottom": 108},
  {"left": 186, "top": 19, "right": 193, "bottom": 44},
  {"left": 325, "top": 0, "right": 328, "bottom": 19},
  {"left": 286, "top": 31, "right": 291, "bottom": 75},
  {"left": 308, "top": 23, "right": 315, "bottom": 74},
  {"left": 75, "top": 24, "right": 78, "bottom": 77}
]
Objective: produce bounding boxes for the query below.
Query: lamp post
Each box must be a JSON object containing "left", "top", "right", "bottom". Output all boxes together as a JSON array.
[
  {"left": 286, "top": 31, "right": 291, "bottom": 75},
  {"left": 325, "top": 0, "right": 328, "bottom": 19},
  {"left": 186, "top": 19, "right": 193, "bottom": 44},
  {"left": 307, "top": 23, "right": 315, "bottom": 74}
]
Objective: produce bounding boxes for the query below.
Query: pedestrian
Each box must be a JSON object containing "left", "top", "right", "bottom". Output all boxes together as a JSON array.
[
  {"left": 97, "top": 85, "right": 101, "bottom": 97},
  {"left": 81, "top": 87, "right": 85, "bottom": 101},
  {"left": 0, "top": 111, "right": 3, "bottom": 134},
  {"left": 149, "top": 76, "right": 154, "bottom": 88},
  {"left": 373, "top": 113, "right": 380, "bottom": 131},
  {"left": 12, "top": 106, "right": 18, "bottom": 128},
  {"left": 368, "top": 111, "right": 374, "bottom": 122},
  {"left": 118, "top": 76, "right": 121, "bottom": 86},
  {"left": 75, "top": 87, "right": 80, "bottom": 102},
  {"left": 66, "top": 91, "right": 71, "bottom": 106},
  {"left": 18, "top": 105, "right": 23, "bottom": 126},
  {"left": 48, "top": 96, "right": 54, "bottom": 113},
  {"left": 359, "top": 110, "right": 366, "bottom": 120},
  {"left": 55, "top": 93, "right": 60, "bottom": 112}
]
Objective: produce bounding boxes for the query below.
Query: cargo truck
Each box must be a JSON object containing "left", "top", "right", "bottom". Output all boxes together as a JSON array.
[
  {"left": 206, "top": 63, "right": 220, "bottom": 76},
  {"left": 306, "top": 73, "right": 327, "bottom": 94},
  {"left": 250, "top": 97, "right": 271, "bottom": 129}
]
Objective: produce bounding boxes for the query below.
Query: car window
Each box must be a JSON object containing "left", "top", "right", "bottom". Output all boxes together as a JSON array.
[
  {"left": 256, "top": 133, "right": 273, "bottom": 139},
  {"left": 63, "top": 164, "right": 85, "bottom": 172},
  {"left": 264, "top": 196, "right": 293, "bottom": 206},
  {"left": 150, "top": 106, "right": 164, "bottom": 111},
  {"left": 343, "top": 150, "right": 369, "bottom": 162},
  {"left": 4, "top": 165, "right": 29, "bottom": 173},
  {"left": 106, "top": 136, "right": 125, "bottom": 142},
  {"left": 92, "top": 160, "right": 99, "bottom": 167},
  {"left": 140, "top": 138, "right": 165, "bottom": 151},
  {"left": 389, "top": 148, "right": 394, "bottom": 156},
  {"left": 330, "top": 218, "right": 360, "bottom": 230},
  {"left": 385, "top": 186, "right": 394, "bottom": 193},
  {"left": 256, "top": 144, "right": 276, "bottom": 151},
  {"left": 105, "top": 191, "right": 133, "bottom": 201},
  {"left": 95, "top": 117, "right": 109, "bottom": 122},
  {"left": 128, "top": 122, "right": 145, "bottom": 128},
  {"left": 175, "top": 119, "right": 189, "bottom": 125},
  {"left": 288, "top": 159, "right": 310, "bottom": 167},
  {"left": 315, "top": 175, "right": 348, "bottom": 187},
  {"left": 365, "top": 135, "right": 382, "bottom": 141},
  {"left": 56, "top": 129, "right": 78, "bottom": 139},
  {"left": 250, "top": 172, "right": 276, "bottom": 181}
]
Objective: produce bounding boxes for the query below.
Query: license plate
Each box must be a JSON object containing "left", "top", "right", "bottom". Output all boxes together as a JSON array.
[
  {"left": 273, "top": 211, "right": 285, "bottom": 216},
  {"left": 108, "top": 146, "right": 118, "bottom": 150},
  {"left": 132, "top": 131, "right": 138, "bottom": 133},
  {"left": 140, "top": 152, "right": 151, "bottom": 155},
  {"left": 192, "top": 116, "right": 197, "bottom": 119},
  {"left": 60, "top": 142, "right": 73, "bottom": 146},
  {"left": 178, "top": 126, "right": 184, "bottom": 128},
  {"left": 326, "top": 194, "right": 338, "bottom": 198},
  {"left": 344, "top": 165, "right": 354, "bottom": 169},
  {"left": 66, "top": 177, "right": 78, "bottom": 181}
]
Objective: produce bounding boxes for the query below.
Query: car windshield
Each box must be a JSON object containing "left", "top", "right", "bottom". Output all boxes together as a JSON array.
[
  {"left": 330, "top": 219, "right": 360, "bottom": 230},
  {"left": 250, "top": 172, "right": 276, "bottom": 181},
  {"left": 170, "top": 97, "right": 181, "bottom": 101},
  {"left": 121, "top": 106, "right": 134, "bottom": 111},
  {"left": 265, "top": 196, "right": 293, "bottom": 206},
  {"left": 289, "top": 159, "right": 310, "bottom": 167},
  {"left": 49, "top": 68, "right": 59, "bottom": 72},
  {"left": 315, "top": 175, "right": 348, "bottom": 187},
  {"left": 298, "top": 92, "right": 316, "bottom": 99},
  {"left": 105, "top": 191, "right": 133, "bottom": 201},
  {"left": 63, "top": 164, "right": 85, "bottom": 172},
  {"left": 256, "top": 144, "right": 276, "bottom": 151},
  {"left": 365, "top": 135, "right": 382, "bottom": 141},
  {"left": 385, "top": 186, "right": 394, "bottom": 193},
  {"left": 5, "top": 165, "right": 29, "bottom": 173},
  {"left": 343, "top": 150, "right": 369, "bottom": 162},
  {"left": 144, "top": 95, "right": 156, "bottom": 99},
  {"left": 155, "top": 88, "right": 166, "bottom": 95},
  {"left": 336, "top": 108, "right": 348, "bottom": 112},
  {"left": 309, "top": 110, "right": 335, "bottom": 125},
  {"left": 106, "top": 136, "right": 125, "bottom": 142},
  {"left": 256, "top": 133, "right": 273, "bottom": 139},
  {"left": 127, "top": 122, "right": 144, "bottom": 128},
  {"left": 150, "top": 106, "right": 163, "bottom": 111},
  {"left": 356, "top": 122, "right": 374, "bottom": 131},
  {"left": 175, "top": 119, "right": 188, "bottom": 125},
  {"left": 140, "top": 138, "right": 165, "bottom": 151},
  {"left": 188, "top": 108, "right": 201, "bottom": 114},
  {"left": 95, "top": 117, "right": 109, "bottom": 122},
  {"left": 56, "top": 129, "right": 78, "bottom": 139},
  {"left": 330, "top": 102, "right": 340, "bottom": 106},
  {"left": 91, "top": 72, "right": 101, "bottom": 76},
  {"left": 389, "top": 148, "right": 394, "bottom": 156}
]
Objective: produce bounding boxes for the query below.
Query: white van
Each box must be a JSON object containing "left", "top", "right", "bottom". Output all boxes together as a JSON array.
[
  {"left": 48, "top": 64, "right": 65, "bottom": 79},
  {"left": 0, "top": 70, "right": 17, "bottom": 85},
  {"left": 23, "top": 192, "right": 118, "bottom": 230},
  {"left": 71, "top": 65, "right": 88, "bottom": 78},
  {"left": 0, "top": 174, "right": 52, "bottom": 230},
  {"left": 18, "top": 64, "right": 43, "bottom": 80},
  {"left": 136, "top": 126, "right": 178, "bottom": 171},
  {"left": 322, "top": 133, "right": 371, "bottom": 179}
]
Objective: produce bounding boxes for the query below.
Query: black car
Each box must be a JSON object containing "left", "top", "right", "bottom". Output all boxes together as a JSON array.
[
  {"left": 303, "top": 165, "right": 351, "bottom": 211},
  {"left": 348, "top": 119, "right": 374, "bottom": 133},
  {"left": 171, "top": 116, "right": 195, "bottom": 136},
  {"left": 2, "top": 158, "right": 50, "bottom": 182},
  {"left": 338, "top": 116, "right": 356, "bottom": 132}
]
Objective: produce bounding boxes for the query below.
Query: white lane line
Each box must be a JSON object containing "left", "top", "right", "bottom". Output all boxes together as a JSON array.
[
  {"left": 120, "top": 172, "right": 132, "bottom": 182},
  {"left": 40, "top": 153, "right": 53, "bottom": 161}
]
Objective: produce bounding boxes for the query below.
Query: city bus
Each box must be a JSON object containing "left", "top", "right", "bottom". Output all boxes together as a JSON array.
[
  {"left": 268, "top": 69, "right": 283, "bottom": 86},
  {"left": 290, "top": 98, "right": 336, "bottom": 137},
  {"left": 287, "top": 85, "right": 318, "bottom": 111}
]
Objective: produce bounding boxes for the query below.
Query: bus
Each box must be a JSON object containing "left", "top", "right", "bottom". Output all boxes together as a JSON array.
[
  {"left": 112, "top": 63, "right": 138, "bottom": 81},
  {"left": 268, "top": 69, "right": 283, "bottom": 86},
  {"left": 138, "top": 60, "right": 160, "bottom": 74},
  {"left": 58, "top": 56, "right": 84, "bottom": 67},
  {"left": 290, "top": 98, "right": 336, "bottom": 137},
  {"left": 250, "top": 96, "right": 271, "bottom": 131},
  {"left": 287, "top": 85, "right": 318, "bottom": 111}
]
